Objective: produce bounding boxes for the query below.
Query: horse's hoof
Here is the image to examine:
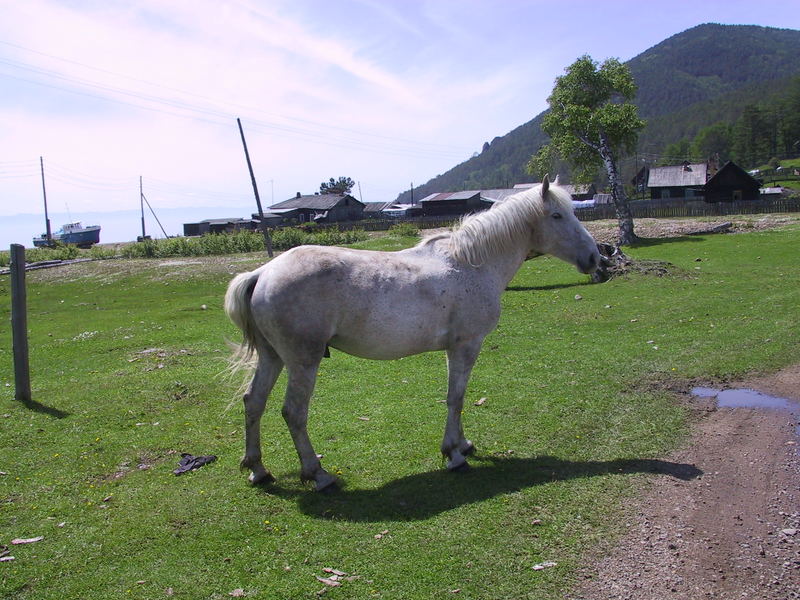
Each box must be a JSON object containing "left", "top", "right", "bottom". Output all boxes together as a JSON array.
[
  {"left": 446, "top": 452, "right": 469, "bottom": 472},
  {"left": 249, "top": 470, "right": 276, "bottom": 485},
  {"left": 314, "top": 471, "right": 339, "bottom": 493},
  {"left": 449, "top": 461, "right": 470, "bottom": 473}
]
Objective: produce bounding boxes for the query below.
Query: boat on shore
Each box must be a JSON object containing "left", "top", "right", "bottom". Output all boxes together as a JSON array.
[{"left": 33, "top": 222, "right": 101, "bottom": 248}]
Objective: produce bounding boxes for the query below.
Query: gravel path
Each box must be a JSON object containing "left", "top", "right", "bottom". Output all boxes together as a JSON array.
[{"left": 571, "top": 365, "right": 800, "bottom": 600}]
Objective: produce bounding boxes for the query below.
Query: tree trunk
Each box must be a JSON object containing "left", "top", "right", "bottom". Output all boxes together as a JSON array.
[{"left": 598, "top": 132, "right": 638, "bottom": 246}]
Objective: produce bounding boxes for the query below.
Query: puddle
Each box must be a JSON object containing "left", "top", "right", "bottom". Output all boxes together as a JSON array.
[
  {"left": 692, "top": 387, "right": 800, "bottom": 410},
  {"left": 692, "top": 387, "right": 800, "bottom": 436},
  {"left": 691, "top": 387, "right": 797, "bottom": 410}
]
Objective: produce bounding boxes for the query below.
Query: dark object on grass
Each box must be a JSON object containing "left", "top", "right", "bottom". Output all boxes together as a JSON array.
[
  {"left": 173, "top": 453, "right": 217, "bottom": 475},
  {"left": 688, "top": 221, "right": 732, "bottom": 235},
  {"left": 592, "top": 242, "right": 673, "bottom": 283}
]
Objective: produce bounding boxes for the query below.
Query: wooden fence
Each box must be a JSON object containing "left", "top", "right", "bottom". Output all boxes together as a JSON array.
[
  {"left": 314, "top": 196, "right": 800, "bottom": 233},
  {"left": 576, "top": 196, "right": 800, "bottom": 221}
]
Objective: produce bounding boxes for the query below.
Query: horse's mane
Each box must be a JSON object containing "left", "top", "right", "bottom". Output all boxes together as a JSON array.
[{"left": 436, "top": 183, "right": 573, "bottom": 267}]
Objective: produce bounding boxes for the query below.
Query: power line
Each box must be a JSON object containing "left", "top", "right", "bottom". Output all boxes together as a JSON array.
[
  {"left": 0, "top": 47, "right": 468, "bottom": 160},
  {"left": 0, "top": 39, "right": 464, "bottom": 154}
]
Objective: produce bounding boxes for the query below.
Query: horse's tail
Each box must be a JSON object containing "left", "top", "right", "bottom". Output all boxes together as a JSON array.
[{"left": 224, "top": 268, "right": 264, "bottom": 372}]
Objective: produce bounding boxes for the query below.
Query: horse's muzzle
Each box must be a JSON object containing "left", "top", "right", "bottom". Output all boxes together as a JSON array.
[{"left": 577, "top": 251, "right": 601, "bottom": 274}]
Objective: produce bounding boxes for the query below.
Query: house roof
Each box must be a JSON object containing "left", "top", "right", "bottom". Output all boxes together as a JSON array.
[
  {"left": 419, "top": 192, "right": 453, "bottom": 203},
  {"left": 270, "top": 194, "right": 361, "bottom": 210},
  {"left": 420, "top": 191, "right": 480, "bottom": 203},
  {"left": 445, "top": 190, "right": 480, "bottom": 201},
  {"left": 648, "top": 163, "right": 708, "bottom": 188},
  {"left": 480, "top": 189, "right": 520, "bottom": 203},
  {"left": 363, "top": 201, "right": 391, "bottom": 212},
  {"left": 200, "top": 217, "right": 254, "bottom": 225},
  {"left": 705, "top": 161, "right": 760, "bottom": 188}
]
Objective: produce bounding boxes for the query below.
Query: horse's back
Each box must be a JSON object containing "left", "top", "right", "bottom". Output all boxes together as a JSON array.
[{"left": 248, "top": 244, "right": 465, "bottom": 360}]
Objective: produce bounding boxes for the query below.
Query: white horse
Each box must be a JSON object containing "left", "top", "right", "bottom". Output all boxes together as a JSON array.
[{"left": 225, "top": 176, "right": 600, "bottom": 491}]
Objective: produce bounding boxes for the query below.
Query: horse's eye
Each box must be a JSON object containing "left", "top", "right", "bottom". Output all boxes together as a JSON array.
[{"left": 552, "top": 212, "right": 562, "bottom": 219}]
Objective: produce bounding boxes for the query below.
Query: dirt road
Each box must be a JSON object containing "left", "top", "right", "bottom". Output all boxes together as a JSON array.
[{"left": 572, "top": 366, "right": 800, "bottom": 599}]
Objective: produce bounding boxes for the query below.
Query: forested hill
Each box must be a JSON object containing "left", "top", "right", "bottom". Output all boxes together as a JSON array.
[{"left": 395, "top": 23, "right": 800, "bottom": 203}]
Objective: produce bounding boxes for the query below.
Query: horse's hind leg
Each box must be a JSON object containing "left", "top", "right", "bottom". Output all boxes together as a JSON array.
[
  {"left": 241, "top": 345, "right": 283, "bottom": 484},
  {"left": 282, "top": 361, "right": 337, "bottom": 492},
  {"left": 441, "top": 343, "right": 481, "bottom": 471}
]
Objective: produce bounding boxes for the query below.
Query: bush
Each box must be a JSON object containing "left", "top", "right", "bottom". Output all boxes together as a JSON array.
[
  {"left": 115, "top": 227, "right": 367, "bottom": 259},
  {"left": 271, "top": 228, "right": 309, "bottom": 250},
  {"left": 88, "top": 246, "right": 118, "bottom": 260},
  {"left": 388, "top": 222, "right": 420, "bottom": 238}
]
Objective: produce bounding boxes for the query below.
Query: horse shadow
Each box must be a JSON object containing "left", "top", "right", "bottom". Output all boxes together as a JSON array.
[
  {"left": 506, "top": 281, "right": 589, "bottom": 292},
  {"left": 267, "top": 454, "right": 701, "bottom": 522},
  {"left": 632, "top": 235, "right": 705, "bottom": 248}
]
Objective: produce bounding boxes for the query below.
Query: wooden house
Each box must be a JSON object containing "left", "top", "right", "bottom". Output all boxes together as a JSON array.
[
  {"left": 704, "top": 161, "right": 761, "bottom": 202},
  {"left": 268, "top": 193, "right": 365, "bottom": 223},
  {"left": 645, "top": 160, "right": 760, "bottom": 202},
  {"left": 646, "top": 162, "right": 708, "bottom": 200},
  {"left": 561, "top": 183, "right": 597, "bottom": 200},
  {"left": 183, "top": 217, "right": 256, "bottom": 236},
  {"left": 419, "top": 190, "right": 489, "bottom": 216},
  {"left": 362, "top": 202, "right": 392, "bottom": 218},
  {"left": 511, "top": 182, "right": 596, "bottom": 201}
]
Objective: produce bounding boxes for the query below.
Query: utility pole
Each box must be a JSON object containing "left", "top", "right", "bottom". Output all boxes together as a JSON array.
[
  {"left": 410, "top": 182, "right": 414, "bottom": 205},
  {"left": 40, "top": 157, "right": 51, "bottom": 243},
  {"left": 237, "top": 118, "right": 273, "bottom": 258},
  {"left": 139, "top": 176, "right": 147, "bottom": 240}
]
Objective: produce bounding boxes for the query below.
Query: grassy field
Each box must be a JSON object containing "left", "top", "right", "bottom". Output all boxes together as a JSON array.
[{"left": 1, "top": 223, "right": 799, "bottom": 599}]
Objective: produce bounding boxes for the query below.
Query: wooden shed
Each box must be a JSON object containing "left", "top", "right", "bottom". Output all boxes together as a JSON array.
[
  {"left": 269, "top": 193, "right": 364, "bottom": 223},
  {"left": 704, "top": 161, "right": 761, "bottom": 202},
  {"left": 419, "top": 190, "right": 489, "bottom": 216},
  {"left": 646, "top": 162, "right": 708, "bottom": 200}
]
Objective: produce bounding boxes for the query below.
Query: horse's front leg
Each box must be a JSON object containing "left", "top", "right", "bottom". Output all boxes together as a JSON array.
[{"left": 441, "top": 342, "right": 481, "bottom": 471}]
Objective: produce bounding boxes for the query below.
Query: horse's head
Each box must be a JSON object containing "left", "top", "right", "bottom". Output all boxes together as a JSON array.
[{"left": 530, "top": 175, "right": 600, "bottom": 274}]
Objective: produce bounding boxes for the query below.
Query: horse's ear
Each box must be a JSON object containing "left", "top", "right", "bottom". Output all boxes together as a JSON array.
[
  {"left": 553, "top": 174, "right": 561, "bottom": 185},
  {"left": 541, "top": 174, "right": 550, "bottom": 199}
]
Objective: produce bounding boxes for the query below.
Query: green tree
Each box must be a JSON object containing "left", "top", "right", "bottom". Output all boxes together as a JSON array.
[
  {"left": 658, "top": 139, "right": 693, "bottom": 165},
  {"left": 690, "top": 123, "right": 732, "bottom": 163},
  {"left": 732, "top": 105, "right": 772, "bottom": 167},
  {"left": 320, "top": 176, "right": 355, "bottom": 195},
  {"left": 528, "top": 55, "right": 645, "bottom": 245}
]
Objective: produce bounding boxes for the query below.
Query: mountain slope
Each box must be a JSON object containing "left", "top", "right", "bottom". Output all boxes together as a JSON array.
[{"left": 395, "top": 23, "right": 800, "bottom": 203}]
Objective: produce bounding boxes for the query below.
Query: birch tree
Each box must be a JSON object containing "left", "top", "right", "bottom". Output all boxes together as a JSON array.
[{"left": 529, "top": 55, "right": 645, "bottom": 245}]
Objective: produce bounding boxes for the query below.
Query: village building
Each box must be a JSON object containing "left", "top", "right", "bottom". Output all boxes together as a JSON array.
[
  {"left": 266, "top": 193, "right": 365, "bottom": 223},
  {"left": 640, "top": 159, "right": 761, "bottom": 202}
]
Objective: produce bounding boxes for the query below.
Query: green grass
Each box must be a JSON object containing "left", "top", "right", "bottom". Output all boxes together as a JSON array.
[
  {"left": 0, "top": 245, "right": 117, "bottom": 268},
  {"left": 1, "top": 224, "right": 799, "bottom": 599}
]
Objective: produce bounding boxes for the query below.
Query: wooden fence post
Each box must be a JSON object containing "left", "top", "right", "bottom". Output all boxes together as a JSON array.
[{"left": 10, "top": 244, "right": 31, "bottom": 402}]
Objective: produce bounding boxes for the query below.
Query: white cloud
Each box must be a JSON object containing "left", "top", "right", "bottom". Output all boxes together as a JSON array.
[{"left": 3, "top": 0, "right": 800, "bottom": 232}]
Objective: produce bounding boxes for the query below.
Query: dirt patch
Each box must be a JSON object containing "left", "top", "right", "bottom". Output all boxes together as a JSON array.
[
  {"left": 26, "top": 254, "right": 268, "bottom": 284},
  {"left": 583, "top": 213, "right": 800, "bottom": 245},
  {"left": 571, "top": 365, "right": 800, "bottom": 600}
]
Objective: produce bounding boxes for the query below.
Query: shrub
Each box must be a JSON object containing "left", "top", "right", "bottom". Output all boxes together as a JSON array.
[
  {"left": 271, "top": 227, "right": 309, "bottom": 250},
  {"left": 114, "top": 227, "right": 367, "bottom": 259},
  {"left": 388, "top": 222, "right": 420, "bottom": 238}
]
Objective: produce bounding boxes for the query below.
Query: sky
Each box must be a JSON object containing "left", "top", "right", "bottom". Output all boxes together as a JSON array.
[{"left": 2, "top": 0, "right": 800, "bottom": 246}]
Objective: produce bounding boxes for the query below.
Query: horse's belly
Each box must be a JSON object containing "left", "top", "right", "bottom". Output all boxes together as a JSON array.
[{"left": 329, "top": 327, "right": 447, "bottom": 360}]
